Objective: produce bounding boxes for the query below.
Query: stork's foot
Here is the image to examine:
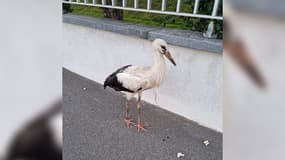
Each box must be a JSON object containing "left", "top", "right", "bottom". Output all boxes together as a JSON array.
[
  {"left": 124, "top": 118, "right": 135, "bottom": 127},
  {"left": 136, "top": 123, "right": 147, "bottom": 132}
]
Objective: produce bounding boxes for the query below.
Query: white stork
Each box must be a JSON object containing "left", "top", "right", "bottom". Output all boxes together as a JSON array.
[{"left": 103, "top": 39, "right": 176, "bottom": 132}]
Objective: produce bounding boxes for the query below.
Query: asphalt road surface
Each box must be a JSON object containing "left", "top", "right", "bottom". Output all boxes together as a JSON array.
[{"left": 63, "top": 68, "right": 222, "bottom": 160}]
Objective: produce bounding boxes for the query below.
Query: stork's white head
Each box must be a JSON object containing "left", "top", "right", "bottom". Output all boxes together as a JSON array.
[{"left": 152, "top": 39, "right": 176, "bottom": 66}]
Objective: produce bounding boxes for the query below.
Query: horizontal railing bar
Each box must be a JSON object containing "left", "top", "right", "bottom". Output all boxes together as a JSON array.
[{"left": 62, "top": 1, "right": 223, "bottom": 20}]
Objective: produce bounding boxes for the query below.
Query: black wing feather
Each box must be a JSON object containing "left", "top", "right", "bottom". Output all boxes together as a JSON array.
[{"left": 103, "top": 65, "right": 134, "bottom": 93}]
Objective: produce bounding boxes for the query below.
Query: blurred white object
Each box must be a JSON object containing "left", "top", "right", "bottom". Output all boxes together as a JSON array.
[
  {"left": 229, "top": 0, "right": 285, "bottom": 17},
  {"left": 0, "top": 0, "right": 61, "bottom": 157},
  {"left": 224, "top": 2, "right": 285, "bottom": 160}
]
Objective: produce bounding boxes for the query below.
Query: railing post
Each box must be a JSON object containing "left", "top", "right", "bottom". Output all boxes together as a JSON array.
[
  {"left": 147, "top": 0, "right": 152, "bottom": 10},
  {"left": 212, "top": 0, "right": 220, "bottom": 16},
  {"left": 161, "top": 0, "right": 166, "bottom": 11},
  {"left": 193, "top": 0, "right": 199, "bottom": 14},
  {"left": 112, "top": 0, "right": 116, "bottom": 6},
  {"left": 122, "top": 0, "right": 127, "bottom": 7},
  {"left": 102, "top": 0, "right": 106, "bottom": 5},
  {"left": 176, "top": 0, "right": 181, "bottom": 13},
  {"left": 203, "top": 0, "right": 219, "bottom": 38},
  {"left": 134, "top": 0, "right": 138, "bottom": 9}
]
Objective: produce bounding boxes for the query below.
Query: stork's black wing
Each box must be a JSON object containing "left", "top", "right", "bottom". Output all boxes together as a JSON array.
[{"left": 103, "top": 65, "right": 135, "bottom": 93}]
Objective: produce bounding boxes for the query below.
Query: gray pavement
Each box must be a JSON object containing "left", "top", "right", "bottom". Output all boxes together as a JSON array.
[{"left": 63, "top": 68, "right": 222, "bottom": 160}]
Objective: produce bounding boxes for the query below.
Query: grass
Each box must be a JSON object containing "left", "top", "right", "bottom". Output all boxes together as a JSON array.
[{"left": 67, "top": 0, "right": 223, "bottom": 39}]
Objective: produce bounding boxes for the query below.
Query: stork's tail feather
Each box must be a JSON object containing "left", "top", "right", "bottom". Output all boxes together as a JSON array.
[
  {"left": 103, "top": 79, "right": 108, "bottom": 89},
  {"left": 103, "top": 74, "right": 113, "bottom": 89}
]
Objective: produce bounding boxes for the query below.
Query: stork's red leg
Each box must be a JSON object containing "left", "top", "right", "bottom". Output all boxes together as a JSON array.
[
  {"left": 136, "top": 94, "right": 147, "bottom": 132},
  {"left": 124, "top": 99, "right": 134, "bottom": 127},
  {"left": 124, "top": 118, "right": 135, "bottom": 127}
]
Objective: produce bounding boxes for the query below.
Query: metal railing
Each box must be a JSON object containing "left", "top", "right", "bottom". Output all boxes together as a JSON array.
[
  {"left": 63, "top": 0, "right": 222, "bottom": 20},
  {"left": 63, "top": 0, "right": 222, "bottom": 38}
]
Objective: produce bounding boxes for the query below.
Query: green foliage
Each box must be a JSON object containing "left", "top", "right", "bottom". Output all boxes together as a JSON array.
[
  {"left": 151, "top": 15, "right": 176, "bottom": 27},
  {"left": 183, "top": 0, "right": 223, "bottom": 39},
  {"left": 63, "top": 3, "right": 73, "bottom": 14},
  {"left": 69, "top": 0, "right": 223, "bottom": 39}
]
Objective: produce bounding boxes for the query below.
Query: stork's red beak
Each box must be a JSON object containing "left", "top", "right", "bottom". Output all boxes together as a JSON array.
[{"left": 164, "top": 51, "right": 176, "bottom": 66}]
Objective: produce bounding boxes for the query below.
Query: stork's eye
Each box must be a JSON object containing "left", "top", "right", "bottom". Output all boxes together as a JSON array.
[{"left": 161, "top": 45, "right": 166, "bottom": 51}]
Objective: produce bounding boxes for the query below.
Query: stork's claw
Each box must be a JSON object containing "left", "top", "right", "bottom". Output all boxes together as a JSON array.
[
  {"left": 124, "top": 118, "right": 135, "bottom": 127},
  {"left": 136, "top": 123, "right": 147, "bottom": 132}
]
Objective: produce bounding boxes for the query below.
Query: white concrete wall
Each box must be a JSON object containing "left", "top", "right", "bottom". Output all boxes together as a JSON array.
[{"left": 63, "top": 23, "right": 223, "bottom": 131}]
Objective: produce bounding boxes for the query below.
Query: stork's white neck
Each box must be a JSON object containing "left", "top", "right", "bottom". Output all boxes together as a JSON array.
[{"left": 151, "top": 51, "right": 166, "bottom": 86}]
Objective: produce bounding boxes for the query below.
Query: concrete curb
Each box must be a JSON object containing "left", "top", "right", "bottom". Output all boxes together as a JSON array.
[{"left": 63, "top": 14, "right": 223, "bottom": 54}]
